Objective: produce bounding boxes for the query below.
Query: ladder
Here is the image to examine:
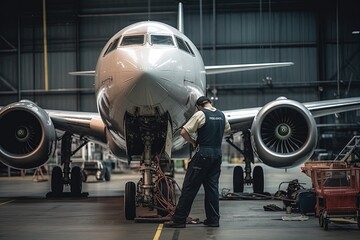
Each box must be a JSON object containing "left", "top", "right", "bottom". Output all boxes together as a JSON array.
[{"left": 333, "top": 135, "right": 360, "bottom": 161}]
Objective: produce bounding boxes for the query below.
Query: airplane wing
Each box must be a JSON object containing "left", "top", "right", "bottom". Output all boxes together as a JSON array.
[
  {"left": 205, "top": 62, "right": 294, "bottom": 75},
  {"left": 66, "top": 63, "right": 293, "bottom": 77},
  {"left": 303, "top": 97, "right": 360, "bottom": 118},
  {"left": 47, "top": 110, "right": 106, "bottom": 143},
  {"left": 45, "top": 96, "right": 360, "bottom": 143},
  {"left": 224, "top": 96, "right": 360, "bottom": 133},
  {"left": 67, "top": 63, "right": 293, "bottom": 77},
  {"left": 68, "top": 70, "right": 96, "bottom": 76}
]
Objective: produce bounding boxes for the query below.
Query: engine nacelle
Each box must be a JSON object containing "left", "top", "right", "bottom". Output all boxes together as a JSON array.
[
  {"left": 0, "top": 100, "right": 56, "bottom": 169},
  {"left": 251, "top": 97, "right": 317, "bottom": 168}
]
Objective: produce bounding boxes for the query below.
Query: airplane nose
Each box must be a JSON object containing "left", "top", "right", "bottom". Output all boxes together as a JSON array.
[
  {"left": 119, "top": 48, "right": 175, "bottom": 107},
  {"left": 129, "top": 69, "right": 168, "bottom": 106}
]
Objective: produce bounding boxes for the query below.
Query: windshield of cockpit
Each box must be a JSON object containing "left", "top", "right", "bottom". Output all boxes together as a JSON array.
[
  {"left": 119, "top": 34, "right": 175, "bottom": 46},
  {"left": 150, "top": 35, "right": 174, "bottom": 46},
  {"left": 120, "top": 35, "right": 145, "bottom": 46}
]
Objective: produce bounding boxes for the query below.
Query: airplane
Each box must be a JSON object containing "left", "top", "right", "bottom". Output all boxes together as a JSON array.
[{"left": 1, "top": 2, "right": 360, "bottom": 220}]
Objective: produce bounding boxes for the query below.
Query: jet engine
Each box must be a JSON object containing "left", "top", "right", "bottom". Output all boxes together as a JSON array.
[
  {"left": 251, "top": 97, "right": 317, "bottom": 168},
  {"left": 0, "top": 100, "right": 56, "bottom": 169}
]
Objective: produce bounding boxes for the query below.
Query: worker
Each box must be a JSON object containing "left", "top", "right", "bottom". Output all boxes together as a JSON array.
[{"left": 164, "top": 96, "right": 231, "bottom": 228}]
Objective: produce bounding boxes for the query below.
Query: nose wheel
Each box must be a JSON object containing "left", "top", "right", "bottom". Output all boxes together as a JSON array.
[{"left": 124, "top": 181, "right": 137, "bottom": 220}]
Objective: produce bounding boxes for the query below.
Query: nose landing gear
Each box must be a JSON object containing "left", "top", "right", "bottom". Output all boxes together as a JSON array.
[{"left": 124, "top": 142, "right": 177, "bottom": 222}]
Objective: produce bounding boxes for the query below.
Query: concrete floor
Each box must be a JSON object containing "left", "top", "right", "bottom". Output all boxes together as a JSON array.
[{"left": 0, "top": 163, "right": 359, "bottom": 240}]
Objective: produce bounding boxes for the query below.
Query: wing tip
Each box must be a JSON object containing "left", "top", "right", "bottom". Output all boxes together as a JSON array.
[{"left": 68, "top": 71, "right": 96, "bottom": 76}]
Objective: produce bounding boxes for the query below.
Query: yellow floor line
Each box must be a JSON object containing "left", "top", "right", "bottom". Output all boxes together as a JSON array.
[
  {"left": 153, "top": 224, "right": 164, "bottom": 240},
  {"left": 0, "top": 200, "right": 15, "bottom": 206}
]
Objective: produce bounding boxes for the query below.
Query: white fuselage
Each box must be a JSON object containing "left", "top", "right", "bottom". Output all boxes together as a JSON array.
[{"left": 94, "top": 21, "right": 206, "bottom": 155}]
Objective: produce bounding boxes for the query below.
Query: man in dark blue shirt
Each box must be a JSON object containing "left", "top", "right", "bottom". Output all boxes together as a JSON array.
[{"left": 164, "top": 96, "right": 231, "bottom": 228}]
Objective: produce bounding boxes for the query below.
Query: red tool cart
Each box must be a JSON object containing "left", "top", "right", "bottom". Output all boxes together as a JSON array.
[{"left": 312, "top": 167, "right": 360, "bottom": 230}]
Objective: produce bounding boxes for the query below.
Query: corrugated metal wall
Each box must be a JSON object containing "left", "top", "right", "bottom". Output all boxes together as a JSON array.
[{"left": 0, "top": 0, "right": 359, "bottom": 125}]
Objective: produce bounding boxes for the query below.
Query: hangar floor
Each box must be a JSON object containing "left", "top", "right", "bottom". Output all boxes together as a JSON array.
[{"left": 0, "top": 163, "right": 359, "bottom": 240}]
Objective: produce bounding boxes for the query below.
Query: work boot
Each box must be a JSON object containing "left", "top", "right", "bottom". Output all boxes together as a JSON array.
[
  {"left": 203, "top": 219, "right": 219, "bottom": 227},
  {"left": 163, "top": 221, "right": 186, "bottom": 228}
]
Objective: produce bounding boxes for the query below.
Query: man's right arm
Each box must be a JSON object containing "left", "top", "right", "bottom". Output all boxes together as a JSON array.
[{"left": 180, "top": 128, "right": 197, "bottom": 148}]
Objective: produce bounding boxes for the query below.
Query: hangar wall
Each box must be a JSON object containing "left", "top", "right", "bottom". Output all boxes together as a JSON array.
[{"left": 0, "top": 0, "right": 359, "bottom": 135}]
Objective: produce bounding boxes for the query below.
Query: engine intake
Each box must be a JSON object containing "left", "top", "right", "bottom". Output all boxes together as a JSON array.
[
  {"left": 251, "top": 97, "right": 317, "bottom": 168},
  {"left": 0, "top": 100, "right": 56, "bottom": 169}
]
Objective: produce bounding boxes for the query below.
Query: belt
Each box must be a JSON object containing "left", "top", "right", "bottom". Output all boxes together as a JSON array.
[
  {"left": 198, "top": 145, "right": 221, "bottom": 148},
  {"left": 197, "top": 145, "right": 221, "bottom": 151}
]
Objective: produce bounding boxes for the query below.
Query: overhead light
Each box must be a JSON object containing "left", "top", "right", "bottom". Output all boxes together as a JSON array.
[
  {"left": 262, "top": 76, "right": 273, "bottom": 88},
  {"left": 352, "top": 30, "right": 360, "bottom": 34},
  {"left": 210, "top": 88, "right": 218, "bottom": 101}
]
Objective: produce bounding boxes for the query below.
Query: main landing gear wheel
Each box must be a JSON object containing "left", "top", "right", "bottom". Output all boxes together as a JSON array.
[
  {"left": 71, "top": 166, "right": 82, "bottom": 195},
  {"left": 124, "top": 181, "right": 136, "bottom": 220},
  {"left": 233, "top": 166, "right": 244, "bottom": 193},
  {"left": 51, "top": 166, "right": 63, "bottom": 194},
  {"left": 228, "top": 130, "right": 264, "bottom": 195},
  {"left": 46, "top": 132, "right": 90, "bottom": 198},
  {"left": 252, "top": 166, "right": 264, "bottom": 193}
]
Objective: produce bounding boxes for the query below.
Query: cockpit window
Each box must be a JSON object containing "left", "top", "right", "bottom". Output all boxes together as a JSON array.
[
  {"left": 175, "top": 37, "right": 188, "bottom": 53},
  {"left": 120, "top": 35, "right": 145, "bottom": 46},
  {"left": 175, "top": 36, "right": 195, "bottom": 57},
  {"left": 184, "top": 41, "right": 195, "bottom": 56},
  {"left": 103, "top": 37, "right": 120, "bottom": 56},
  {"left": 150, "top": 35, "right": 174, "bottom": 46}
]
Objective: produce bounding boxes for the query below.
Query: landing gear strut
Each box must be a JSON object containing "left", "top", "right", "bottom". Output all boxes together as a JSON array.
[
  {"left": 47, "top": 132, "right": 88, "bottom": 198},
  {"left": 124, "top": 135, "right": 176, "bottom": 222},
  {"left": 226, "top": 129, "right": 264, "bottom": 194}
]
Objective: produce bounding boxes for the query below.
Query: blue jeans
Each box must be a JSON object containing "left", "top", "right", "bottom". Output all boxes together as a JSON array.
[{"left": 172, "top": 147, "right": 222, "bottom": 223}]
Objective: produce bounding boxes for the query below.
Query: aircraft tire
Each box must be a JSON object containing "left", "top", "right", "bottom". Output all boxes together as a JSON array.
[
  {"left": 51, "top": 166, "right": 63, "bottom": 194},
  {"left": 71, "top": 166, "right": 82, "bottom": 195},
  {"left": 253, "top": 166, "right": 264, "bottom": 193},
  {"left": 233, "top": 166, "right": 244, "bottom": 193},
  {"left": 124, "top": 181, "right": 136, "bottom": 220}
]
